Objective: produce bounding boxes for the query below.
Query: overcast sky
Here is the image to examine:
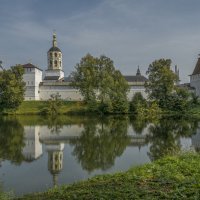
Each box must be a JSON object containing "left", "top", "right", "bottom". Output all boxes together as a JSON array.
[{"left": 1, "top": 0, "right": 200, "bottom": 83}]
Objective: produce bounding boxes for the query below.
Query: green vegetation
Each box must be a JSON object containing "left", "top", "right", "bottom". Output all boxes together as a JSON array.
[
  {"left": 40, "top": 93, "right": 64, "bottom": 115},
  {"left": 0, "top": 58, "right": 199, "bottom": 118},
  {"left": 130, "top": 92, "right": 147, "bottom": 113},
  {"left": 0, "top": 65, "right": 25, "bottom": 113},
  {"left": 145, "top": 59, "right": 190, "bottom": 112},
  {"left": 18, "top": 152, "right": 200, "bottom": 200},
  {"left": 72, "top": 54, "right": 129, "bottom": 114},
  {"left": 70, "top": 116, "right": 130, "bottom": 172},
  {"left": 0, "top": 117, "right": 25, "bottom": 164},
  {"left": 4, "top": 101, "right": 86, "bottom": 115}
]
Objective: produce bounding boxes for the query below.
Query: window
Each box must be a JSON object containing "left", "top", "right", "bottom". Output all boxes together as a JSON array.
[
  {"left": 50, "top": 52, "right": 52, "bottom": 57},
  {"left": 55, "top": 53, "right": 57, "bottom": 57},
  {"left": 55, "top": 60, "right": 57, "bottom": 67}
]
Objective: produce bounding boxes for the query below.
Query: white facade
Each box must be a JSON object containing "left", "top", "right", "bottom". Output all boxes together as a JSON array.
[{"left": 39, "top": 84, "right": 83, "bottom": 101}]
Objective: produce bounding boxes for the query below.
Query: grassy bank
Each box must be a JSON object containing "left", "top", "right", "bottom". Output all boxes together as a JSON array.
[
  {"left": 3, "top": 101, "right": 200, "bottom": 119},
  {"left": 4, "top": 101, "right": 87, "bottom": 115},
  {"left": 17, "top": 152, "right": 200, "bottom": 200}
]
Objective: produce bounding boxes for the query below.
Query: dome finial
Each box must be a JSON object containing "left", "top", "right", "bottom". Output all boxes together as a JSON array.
[
  {"left": 136, "top": 65, "right": 141, "bottom": 76},
  {"left": 52, "top": 31, "right": 57, "bottom": 47}
]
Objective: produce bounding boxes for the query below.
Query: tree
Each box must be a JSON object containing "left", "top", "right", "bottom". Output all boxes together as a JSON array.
[
  {"left": 145, "top": 59, "right": 189, "bottom": 111},
  {"left": 72, "top": 54, "right": 129, "bottom": 113},
  {"left": 0, "top": 65, "right": 25, "bottom": 112},
  {"left": 190, "top": 92, "right": 199, "bottom": 106},
  {"left": 41, "top": 93, "right": 63, "bottom": 115},
  {"left": 130, "top": 92, "right": 147, "bottom": 113}
]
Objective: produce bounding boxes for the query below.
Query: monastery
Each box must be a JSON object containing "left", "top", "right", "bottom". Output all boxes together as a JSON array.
[{"left": 22, "top": 33, "right": 148, "bottom": 101}]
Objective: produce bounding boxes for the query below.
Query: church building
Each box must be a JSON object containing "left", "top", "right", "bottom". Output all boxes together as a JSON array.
[{"left": 22, "top": 33, "right": 148, "bottom": 101}]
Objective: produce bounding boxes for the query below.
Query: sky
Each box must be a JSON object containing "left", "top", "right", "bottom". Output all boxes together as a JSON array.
[{"left": 0, "top": 0, "right": 200, "bottom": 83}]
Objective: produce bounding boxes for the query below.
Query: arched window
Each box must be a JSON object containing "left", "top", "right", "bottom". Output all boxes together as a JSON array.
[
  {"left": 50, "top": 52, "right": 52, "bottom": 57},
  {"left": 55, "top": 60, "right": 57, "bottom": 67},
  {"left": 55, "top": 53, "right": 57, "bottom": 57}
]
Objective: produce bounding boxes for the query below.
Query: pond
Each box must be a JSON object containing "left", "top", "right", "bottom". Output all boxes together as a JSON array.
[{"left": 0, "top": 115, "right": 199, "bottom": 196}]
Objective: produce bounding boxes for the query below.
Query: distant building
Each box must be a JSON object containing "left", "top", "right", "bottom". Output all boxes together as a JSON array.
[
  {"left": 190, "top": 55, "right": 200, "bottom": 96},
  {"left": 22, "top": 33, "right": 148, "bottom": 101}
]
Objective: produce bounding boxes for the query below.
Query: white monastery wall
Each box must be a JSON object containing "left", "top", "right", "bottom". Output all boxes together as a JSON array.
[{"left": 39, "top": 85, "right": 83, "bottom": 101}]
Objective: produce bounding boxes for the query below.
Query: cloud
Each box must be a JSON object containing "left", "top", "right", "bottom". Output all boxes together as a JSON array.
[{"left": 0, "top": 0, "right": 200, "bottom": 82}]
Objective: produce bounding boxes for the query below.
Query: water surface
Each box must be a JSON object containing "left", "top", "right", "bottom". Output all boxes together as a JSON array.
[{"left": 0, "top": 115, "right": 199, "bottom": 196}]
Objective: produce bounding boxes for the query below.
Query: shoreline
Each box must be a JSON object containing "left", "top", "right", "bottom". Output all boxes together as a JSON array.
[
  {"left": 17, "top": 152, "right": 200, "bottom": 200},
  {"left": 1, "top": 101, "right": 200, "bottom": 119}
]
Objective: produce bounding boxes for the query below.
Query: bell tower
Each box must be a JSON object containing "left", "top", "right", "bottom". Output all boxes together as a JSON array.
[
  {"left": 44, "top": 33, "right": 64, "bottom": 81},
  {"left": 47, "top": 33, "right": 63, "bottom": 70}
]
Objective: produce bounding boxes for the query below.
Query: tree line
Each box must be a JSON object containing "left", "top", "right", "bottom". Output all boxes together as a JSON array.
[{"left": 0, "top": 55, "right": 198, "bottom": 115}]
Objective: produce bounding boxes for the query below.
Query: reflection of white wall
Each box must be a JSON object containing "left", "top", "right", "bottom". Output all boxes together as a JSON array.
[
  {"left": 46, "top": 143, "right": 65, "bottom": 151},
  {"left": 22, "top": 126, "right": 43, "bottom": 160},
  {"left": 39, "top": 125, "right": 84, "bottom": 141}
]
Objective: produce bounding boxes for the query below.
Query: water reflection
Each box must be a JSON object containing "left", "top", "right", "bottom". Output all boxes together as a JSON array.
[
  {"left": 0, "top": 117, "right": 25, "bottom": 164},
  {"left": 0, "top": 115, "right": 199, "bottom": 195},
  {"left": 146, "top": 117, "right": 198, "bottom": 161},
  {"left": 70, "top": 117, "right": 131, "bottom": 172}
]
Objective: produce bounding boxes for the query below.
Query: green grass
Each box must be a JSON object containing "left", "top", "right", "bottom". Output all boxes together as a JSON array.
[
  {"left": 4, "top": 101, "right": 87, "bottom": 115},
  {"left": 17, "top": 152, "right": 200, "bottom": 200}
]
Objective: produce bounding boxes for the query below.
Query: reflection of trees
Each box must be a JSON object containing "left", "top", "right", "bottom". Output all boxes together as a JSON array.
[
  {"left": 130, "top": 116, "right": 148, "bottom": 134},
  {"left": 45, "top": 115, "right": 64, "bottom": 134},
  {"left": 146, "top": 117, "right": 198, "bottom": 161},
  {"left": 70, "top": 116, "right": 130, "bottom": 172},
  {"left": 0, "top": 117, "right": 25, "bottom": 164}
]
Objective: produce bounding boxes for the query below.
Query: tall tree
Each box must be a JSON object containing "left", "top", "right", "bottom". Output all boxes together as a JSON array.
[
  {"left": 145, "top": 59, "right": 189, "bottom": 110},
  {"left": 72, "top": 54, "right": 129, "bottom": 113},
  {"left": 0, "top": 65, "right": 25, "bottom": 112}
]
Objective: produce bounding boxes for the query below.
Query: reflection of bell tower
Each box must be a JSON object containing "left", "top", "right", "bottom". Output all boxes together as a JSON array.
[{"left": 47, "top": 143, "right": 64, "bottom": 186}]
